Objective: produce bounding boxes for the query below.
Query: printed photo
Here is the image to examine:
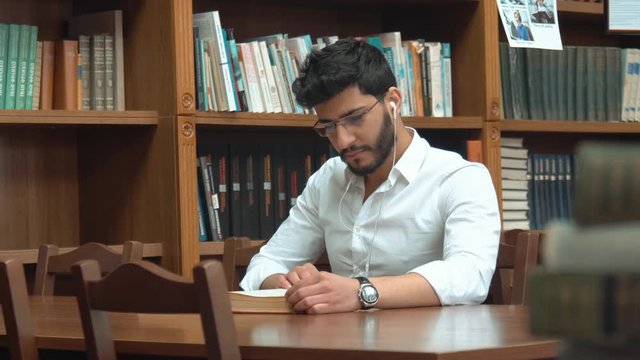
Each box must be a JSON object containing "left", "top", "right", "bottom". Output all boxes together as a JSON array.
[
  {"left": 507, "top": 9, "right": 535, "bottom": 41},
  {"left": 529, "top": 0, "right": 555, "bottom": 24}
]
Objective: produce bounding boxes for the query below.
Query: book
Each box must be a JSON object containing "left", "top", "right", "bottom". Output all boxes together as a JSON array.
[
  {"left": 31, "top": 41, "right": 42, "bottom": 110},
  {"left": 4, "top": 24, "right": 20, "bottom": 109},
  {"left": 229, "top": 288, "right": 292, "bottom": 314},
  {"left": 68, "top": 10, "right": 125, "bottom": 110},
  {"left": 529, "top": 271, "right": 640, "bottom": 341},
  {"left": 52, "top": 40, "right": 78, "bottom": 110},
  {"left": 39, "top": 41, "right": 55, "bottom": 110},
  {"left": 0, "top": 24, "right": 8, "bottom": 109},
  {"left": 543, "top": 221, "right": 640, "bottom": 273},
  {"left": 573, "top": 142, "right": 640, "bottom": 225}
]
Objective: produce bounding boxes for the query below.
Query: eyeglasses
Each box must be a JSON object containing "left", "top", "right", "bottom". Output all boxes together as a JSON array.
[{"left": 313, "top": 96, "right": 385, "bottom": 137}]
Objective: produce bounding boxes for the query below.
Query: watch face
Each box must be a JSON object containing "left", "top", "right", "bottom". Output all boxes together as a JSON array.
[{"left": 361, "top": 284, "right": 378, "bottom": 305}]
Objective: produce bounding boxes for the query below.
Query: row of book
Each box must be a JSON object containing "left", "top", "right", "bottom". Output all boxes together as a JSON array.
[
  {"left": 500, "top": 43, "right": 627, "bottom": 122},
  {"left": 0, "top": 11, "right": 125, "bottom": 111},
  {"left": 196, "top": 142, "right": 332, "bottom": 242},
  {"left": 192, "top": 10, "right": 453, "bottom": 117},
  {"left": 500, "top": 137, "right": 575, "bottom": 231},
  {"left": 197, "top": 138, "right": 482, "bottom": 241},
  {"left": 529, "top": 143, "right": 640, "bottom": 350}
]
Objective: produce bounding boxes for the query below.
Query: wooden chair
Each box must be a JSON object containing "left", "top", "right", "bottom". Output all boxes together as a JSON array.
[
  {"left": 33, "top": 241, "right": 143, "bottom": 296},
  {"left": 0, "top": 259, "right": 39, "bottom": 360},
  {"left": 222, "top": 237, "right": 331, "bottom": 291},
  {"left": 71, "top": 259, "right": 240, "bottom": 360},
  {"left": 489, "top": 230, "right": 542, "bottom": 305}
]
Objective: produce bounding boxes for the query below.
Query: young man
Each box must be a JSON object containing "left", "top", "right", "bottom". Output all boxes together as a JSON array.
[
  {"left": 513, "top": 10, "right": 534, "bottom": 41},
  {"left": 240, "top": 38, "right": 500, "bottom": 314}
]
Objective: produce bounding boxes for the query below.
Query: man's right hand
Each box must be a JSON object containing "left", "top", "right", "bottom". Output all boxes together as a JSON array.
[{"left": 260, "top": 273, "right": 292, "bottom": 289}]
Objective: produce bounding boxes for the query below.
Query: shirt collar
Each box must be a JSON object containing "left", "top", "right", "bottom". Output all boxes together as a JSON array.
[{"left": 342, "top": 127, "right": 429, "bottom": 187}]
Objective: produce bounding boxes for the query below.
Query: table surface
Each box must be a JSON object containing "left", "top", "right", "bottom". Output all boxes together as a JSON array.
[{"left": 0, "top": 296, "right": 559, "bottom": 360}]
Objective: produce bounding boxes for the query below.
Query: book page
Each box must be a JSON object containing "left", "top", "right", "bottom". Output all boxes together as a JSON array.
[{"left": 230, "top": 288, "right": 286, "bottom": 297}]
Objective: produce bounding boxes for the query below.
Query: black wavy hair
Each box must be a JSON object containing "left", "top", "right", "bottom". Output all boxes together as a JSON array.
[{"left": 291, "top": 37, "right": 397, "bottom": 109}]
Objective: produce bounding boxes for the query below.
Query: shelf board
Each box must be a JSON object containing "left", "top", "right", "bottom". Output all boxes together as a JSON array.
[
  {"left": 199, "top": 240, "right": 263, "bottom": 256},
  {"left": 557, "top": 1, "right": 604, "bottom": 15},
  {"left": 0, "top": 243, "right": 163, "bottom": 265},
  {"left": 196, "top": 112, "right": 483, "bottom": 130},
  {"left": 0, "top": 110, "right": 159, "bottom": 125},
  {"left": 501, "top": 119, "right": 640, "bottom": 133}
]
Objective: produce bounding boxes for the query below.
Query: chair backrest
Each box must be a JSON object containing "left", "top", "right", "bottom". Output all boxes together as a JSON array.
[
  {"left": 489, "top": 230, "right": 542, "bottom": 305},
  {"left": 33, "top": 241, "right": 143, "bottom": 296},
  {"left": 222, "top": 237, "right": 331, "bottom": 291},
  {"left": 71, "top": 259, "right": 240, "bottom": 360},
  {"left": 0, "top": 259, "right": 39, "bottom": 360}
]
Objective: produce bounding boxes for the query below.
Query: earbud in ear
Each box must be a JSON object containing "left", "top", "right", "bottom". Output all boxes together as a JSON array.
[{"left": 390, "top": 101, "right": 396, "bottom": 112}]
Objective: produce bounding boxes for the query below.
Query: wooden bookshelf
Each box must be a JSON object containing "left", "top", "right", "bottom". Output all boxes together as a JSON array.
[
  {"left": 0, "top": 111, "right": 158, "bottom": 125},
  {"left": 196, "top": 112, "right": 483, "bottom": 130},
  {"left": 502, "top": 120, "right": 640, "bottom": 134},
  {"left": 557, "top": 1, "right": 604, "bottom": 15}
]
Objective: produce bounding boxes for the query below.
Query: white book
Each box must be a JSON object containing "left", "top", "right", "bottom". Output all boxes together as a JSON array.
[
  {"left": 502, "top": 179, "right": 528, "bottom": 190},
  {"left": 544, "top": 221, "right": 640, "bottom": 272},
  {"left": 502, "top": 200, "right": 529, "bottom": 210},
  {"left": 250, "top": 41, "right": 274, "bottom": 113},
  {"left": 502, "top": 219, "right": 530, "bottom": 230},
  {"left": 258, "top": 41, "right": 282, "bottom": 113},
  {"left": 501, "top": 137, "right": 524, "bottom": 148},
  {"left": 272, "top": 65, "right": 291, "bottom": 113},
  {"left": 502, "top": 168, "right": 527, "bottom": 181},
  {"left": 621, "top": 49, "right": 633, "bottom": 122},
  {"left": 501, "top": 147, "right": 528, "bottom": 159},
  {"left": 502, "top": 210, "right": 528, "bottom": 221},
  {"left": 441, "top": 43, "right": 452, "bottom": 117},
  {"left": 502, "top": 189, "right": 527, "bottom": 200},
  {"left": 238, "top": 43, "right": 264, "bottom": 113},
  {"left": 501, "top": 158, "right": 528, "bottom": 170}
]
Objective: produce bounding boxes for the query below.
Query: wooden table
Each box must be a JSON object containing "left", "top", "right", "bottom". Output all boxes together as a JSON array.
[{"left": 0, "top": 296, "right": 558, "bottom": 360}]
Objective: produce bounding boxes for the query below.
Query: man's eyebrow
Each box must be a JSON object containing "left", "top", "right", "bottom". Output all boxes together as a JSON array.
[{"left": 316, "top": 106, "right": 366, "bottom": 123}]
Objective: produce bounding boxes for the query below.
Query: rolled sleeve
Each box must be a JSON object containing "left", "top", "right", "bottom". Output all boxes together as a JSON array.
[{"left": 410, "top": 165, "right": 500, "bottom": 305}]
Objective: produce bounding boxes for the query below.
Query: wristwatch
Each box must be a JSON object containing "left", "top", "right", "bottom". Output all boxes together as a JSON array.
[{"left": 355, "top": 276, "right": 379, "bottom": 309}]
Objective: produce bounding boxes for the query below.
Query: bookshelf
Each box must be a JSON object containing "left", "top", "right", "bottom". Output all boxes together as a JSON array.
[
  {"left": 3, "top": 0, "right": 633, "bottom": 275},
  {"left": 0, "top": 0, "right": 196, "bottom": 275}
]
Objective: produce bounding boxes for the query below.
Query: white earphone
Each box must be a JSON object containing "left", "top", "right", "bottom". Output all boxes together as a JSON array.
[{"left": 390, "top": 101, "right": 397, "bottom": 120}]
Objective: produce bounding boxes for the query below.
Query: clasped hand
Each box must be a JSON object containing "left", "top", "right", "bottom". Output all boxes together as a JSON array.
[{"left": 277, "top": 263, "right": 361, "bottom": 314}]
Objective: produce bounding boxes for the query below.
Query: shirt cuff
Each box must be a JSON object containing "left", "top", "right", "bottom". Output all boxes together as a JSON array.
[
  {"left": 239, "top": 259, "right": 290, "bottom": 291},
  {"left": 409, "top": 260, "right": 488, "bottom": 306}
]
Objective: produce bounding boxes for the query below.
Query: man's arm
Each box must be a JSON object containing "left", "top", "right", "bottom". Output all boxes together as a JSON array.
[{"left": 283, "top": 264, "right": 440, "bottom": 314}]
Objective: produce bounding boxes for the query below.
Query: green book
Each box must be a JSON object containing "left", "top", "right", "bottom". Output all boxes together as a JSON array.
[
  {"left": 529, "top": 271, "right": 640, "bottom": 341},
  {"left": 4, "top": 24, "right": 20, "bottom": 109},
  {"left": 0, "top": 24, "right": 8, "bottom": 109},
  {"left": 15, "top": 24, "right": 31, "bottom": 110},
  {"left": 24, "top": 25, "right": 38, "bottom": 110}
]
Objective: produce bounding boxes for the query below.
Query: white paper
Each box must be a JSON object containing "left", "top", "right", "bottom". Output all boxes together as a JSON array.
[
  {"left": 497, "top": 0, "right": 563, "bottom": 50},
  {"left": 230, "top": 288, "right": 287, "bottom": 297},
  {"left": 608, "top": 0, "right": 640, "bottom": 32}
]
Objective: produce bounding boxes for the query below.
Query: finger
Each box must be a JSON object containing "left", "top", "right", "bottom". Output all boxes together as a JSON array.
[
  {"left": 278, "top": 276, "right": 292, "bottom": 289},
  {"left": 286, "top": 269, "right": 302, "bottom": 285},
  {"left": 290, "top": 292, "right": 328, "bottom": 313}
]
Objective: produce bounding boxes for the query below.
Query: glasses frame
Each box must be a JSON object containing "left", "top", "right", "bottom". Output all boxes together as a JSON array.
[{"left": 313, "top": 95, "right": 386, "bottom": 137}]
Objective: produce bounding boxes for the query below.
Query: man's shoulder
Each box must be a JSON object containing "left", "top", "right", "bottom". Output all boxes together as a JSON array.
[{"left": 426, "top": 146, "right": 488, "bottom": 178}]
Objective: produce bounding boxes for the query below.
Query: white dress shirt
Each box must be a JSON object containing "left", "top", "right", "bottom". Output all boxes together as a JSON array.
[{"left": 240, "top": 128, "right": 501, "bottom": 305}]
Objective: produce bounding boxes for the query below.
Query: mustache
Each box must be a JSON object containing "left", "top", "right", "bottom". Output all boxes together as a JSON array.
[{"left": 340, "top": 145, "right": 372, "bottom": 158}]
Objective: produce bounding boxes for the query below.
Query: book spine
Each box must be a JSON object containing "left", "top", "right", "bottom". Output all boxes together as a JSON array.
[
  {"left": 90, "top": 34, "right": 105, "bottom": 110},
  {"left": 4, "top": 24, "right": 20, "bottom": 109},
  {"left": 52, "top": 40, "right": 78, "bottom": 110},
  {"left": 226, "top": 29, "right": 248, "bottom": 112},
  {"left": 31, "top": 41, "right": 42, "bottom": 110},
  {"left": 39, "top": 41, "right": 55, "bottom": 110},
  {"left": 220, "top": 27, "right": 238, "bottom": 112},
  {"left": 24, "top": 25, "right": 38, "bottom": 110},
  {"left": 238, "top": 43, "right": 264, "bottom": 113},
  {"left": 104, "top": 34, "right": 115, "bottom": 111},
  {"left": 15, "top": 24, "right": 31, "bottom": 110},
  {"left": 251, "top": 41, "right": 274, "bottom": 113},
  {"left": 78, "top": 35, "right": 91, "bottom": 110},
  {"left": 0, "top": 24, "right": 8, "bottom": 109},
  {"left": 193, "top": 26, "right": 204, "bottom": 111}
]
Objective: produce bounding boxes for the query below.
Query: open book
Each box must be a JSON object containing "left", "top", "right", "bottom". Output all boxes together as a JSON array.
[{"left": 229, "top": 288, "right": 292, "bottom": 314}]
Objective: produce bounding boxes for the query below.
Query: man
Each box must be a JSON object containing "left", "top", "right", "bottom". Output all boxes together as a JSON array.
[{"left": 240, "top": 38, "right": 500, "bottom": 314}]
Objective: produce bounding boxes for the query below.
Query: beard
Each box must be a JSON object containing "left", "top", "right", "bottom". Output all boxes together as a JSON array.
[{"left": 340, "top": 110, "right": 395, "bottom": 176}]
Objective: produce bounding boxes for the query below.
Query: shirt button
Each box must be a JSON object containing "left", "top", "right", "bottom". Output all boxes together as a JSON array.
[{"left": 354, "top": 226, "right": 361, "bottom": 233}]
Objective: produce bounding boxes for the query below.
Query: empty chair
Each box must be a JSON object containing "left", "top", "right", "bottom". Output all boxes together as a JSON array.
[
  {"left": 222, "top": 237, "right": 331, "bottom": 291},
  {"left": 0, "top": 259, "right": 39, "bottom": 360},
  {"left": 33, "top": 241, "right": 143, "bottom": 296},
  {"left": 489, "top": 230, "right": 542, "bottom": 305},
  {"left": 72, "top": 259, "right": 240, "bottom": 360}
]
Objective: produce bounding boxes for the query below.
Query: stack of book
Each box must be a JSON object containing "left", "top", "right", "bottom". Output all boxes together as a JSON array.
[
  {"left": 501, "top": 137, "right": 530, "bottom": 230},
  {"left": 528, "top": 141, "right": 640, "bottom": 359}
]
